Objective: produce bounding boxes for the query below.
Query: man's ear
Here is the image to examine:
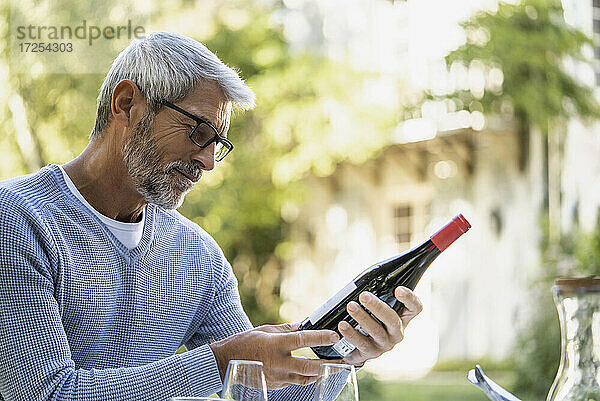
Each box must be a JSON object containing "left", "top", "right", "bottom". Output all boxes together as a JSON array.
[{"left": 111, "top": 80, "right": 145, "bottom": 128}]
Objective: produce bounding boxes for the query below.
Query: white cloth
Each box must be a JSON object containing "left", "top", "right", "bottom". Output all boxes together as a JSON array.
[{"left": 59, "top": 165, "right": 144, "bottom": 249}]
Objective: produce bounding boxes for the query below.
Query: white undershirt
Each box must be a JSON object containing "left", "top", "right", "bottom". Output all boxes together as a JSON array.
[{"left": 59, "top": 166, "right": 144, "bottom": 250}]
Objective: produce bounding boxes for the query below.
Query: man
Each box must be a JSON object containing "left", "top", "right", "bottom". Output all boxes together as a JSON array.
[{"left": 0, "top": 32, "right": 422, "bottom": 400}]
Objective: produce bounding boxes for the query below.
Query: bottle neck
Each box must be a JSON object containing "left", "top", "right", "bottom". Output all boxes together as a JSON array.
[
  {"left": 379, "top": 240, "right": 440, "bottom": 290},
  {"left": 430, "top": 215, "right": 470, "bottom": 251}
]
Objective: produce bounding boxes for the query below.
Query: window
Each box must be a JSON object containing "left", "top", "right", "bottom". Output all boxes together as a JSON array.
[{"left": 394, "top": 205, "right": 413, "bottom": 250}]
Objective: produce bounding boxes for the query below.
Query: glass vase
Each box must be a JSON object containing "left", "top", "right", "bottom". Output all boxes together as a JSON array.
[{"left": 547, "top": 278, "right": 600, "bottom": 401}]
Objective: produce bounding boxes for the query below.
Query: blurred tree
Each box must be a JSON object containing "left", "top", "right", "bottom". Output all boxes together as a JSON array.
[
  {"left": 428, "top": 0, "right": 600, "bottom": 241},
  {"left": 422, "top": 0, "right": 600, "bottom": 399},
  {"left": 1, "top": 0, "right": 396, "bottom": 325},
  {"left": 443, "top": 0, "right": 599, "bottom": 133}
]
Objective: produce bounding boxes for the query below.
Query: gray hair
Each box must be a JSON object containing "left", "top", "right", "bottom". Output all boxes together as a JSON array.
[{"left": 91, "top": 32, "right": 255, "bottom": 140}]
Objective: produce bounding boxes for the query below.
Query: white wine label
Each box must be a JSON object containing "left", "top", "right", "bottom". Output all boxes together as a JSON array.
[
  {"left": 308, "top": 281, "right": 358, "bottom": 324},
  {"left": 332, "top": 336, "right": 356, "bottom": 357},
  {"left": 332, "top": 324, "right": 370, "bottom": 357}
]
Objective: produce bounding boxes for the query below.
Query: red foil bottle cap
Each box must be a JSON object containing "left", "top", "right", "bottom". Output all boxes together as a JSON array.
[{"left": 430, "top": 214, "right": 471, "bottom": 251}]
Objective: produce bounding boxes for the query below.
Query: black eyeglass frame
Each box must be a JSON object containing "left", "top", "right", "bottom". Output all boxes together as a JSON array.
[{"left": 159, "top": 100, "right": 234, "bottom": 162}]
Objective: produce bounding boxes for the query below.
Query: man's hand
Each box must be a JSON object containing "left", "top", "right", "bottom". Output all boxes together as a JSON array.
[
  {"left": 340, "top": 286, "right": 423, "bottom": 366},
  {"left": 209, "top": 323, "right": 342, "bottom": 389}
]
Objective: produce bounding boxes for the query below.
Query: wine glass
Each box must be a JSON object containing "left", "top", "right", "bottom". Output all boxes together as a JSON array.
[
  {"left": 313, "top": 363, "right": 359, "bottom": 401},
  {"left": 222, "top": 360, "right": 268, "bottom": 401}
]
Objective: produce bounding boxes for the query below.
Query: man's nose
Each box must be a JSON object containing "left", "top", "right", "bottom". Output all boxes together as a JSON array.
[{"left": 192, "top": 143, "right": 215, "bottom": 171}]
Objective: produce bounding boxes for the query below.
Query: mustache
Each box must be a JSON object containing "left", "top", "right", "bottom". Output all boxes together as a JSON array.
[{"left": 166, "top": 161, "right": 202, "bottom": 182}]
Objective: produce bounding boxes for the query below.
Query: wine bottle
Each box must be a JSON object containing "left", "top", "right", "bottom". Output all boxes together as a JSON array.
[{"left": 298, "top": 214, "right": 471, "bottom": 359}]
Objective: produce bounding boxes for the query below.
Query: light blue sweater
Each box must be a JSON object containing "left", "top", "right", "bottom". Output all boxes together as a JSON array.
[{"left": 0, "top": 164, "right": 315, "bottom": 401}]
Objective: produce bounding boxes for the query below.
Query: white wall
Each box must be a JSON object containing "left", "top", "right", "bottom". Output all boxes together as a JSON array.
[{"left": 561, "top": 0, "right": 600, "bottom": 232}]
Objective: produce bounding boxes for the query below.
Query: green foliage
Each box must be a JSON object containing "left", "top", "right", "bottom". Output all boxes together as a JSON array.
[
  {"left": 574, "top": 227, "right": 600, "bottom": 275},
  {"left": 437, "top": 0, "right": 600, "bottom": 132},
  {"left": 357, "top": 371, "right": 386, "bottom": 400},
  {"left": 512, "top": 223, "right": 600, "bottom": 400},
  {"left": 357, "top": 371, "right": 486, "bottom": 401},
  {"left": 0, "top": 0, "right": 101, "bottom": 177},
  {"left": 432, "top": 357, "right": 514, "bottom": 373},
  {"left": 512, "top": 289, "right": 560, "bottom": 400}
]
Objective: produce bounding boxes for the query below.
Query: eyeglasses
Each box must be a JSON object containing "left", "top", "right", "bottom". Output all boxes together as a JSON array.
[{"left": 160, "top": 100, "right": 234, "bottom": 162}]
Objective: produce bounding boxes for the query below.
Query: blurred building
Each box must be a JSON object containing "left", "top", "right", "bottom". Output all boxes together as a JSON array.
[
  {"left": 560, "top": 0, "right": 600, "bottom": 233},
  {"left": 277, "top": 0, "right": 600, "bottom": 379}
]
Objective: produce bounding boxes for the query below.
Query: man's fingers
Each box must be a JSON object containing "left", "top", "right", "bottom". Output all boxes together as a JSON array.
[
  {"left": 284, "top": 357, "right": 346, "bottom": 386},
  {"left": 266, "top": 359, "right": 328, "bottom": 388},
  {"left": 275, "top": 322, "right": 300, "bottom": 332},
  {"left": 395, "top": 286, "right": 423, "bottom": 326},
  {"left": 345, "top": 301, "right": 386, "bottom": 344},
  {"left": 338, "top": 321, "right": 374, "bottom": 353},
  {"left": 283, "top": 372, "right": 319, "bottom": 387},
  {"left": 356, "top": 293, "right": 404, "bottom": 344},
  {"left": 255, "top": 322, "right": 300, "bottom": 334},
  {"left": 281, "top": 329, "right": 339, "bottom": 350},
  {"left": 288, "top": 357, "right": 325, "bottom": 377}
]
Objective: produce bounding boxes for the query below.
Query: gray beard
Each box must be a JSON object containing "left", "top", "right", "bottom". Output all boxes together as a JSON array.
[{"left": 122, "top": 111, "right": 202, "bottom": 209}]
